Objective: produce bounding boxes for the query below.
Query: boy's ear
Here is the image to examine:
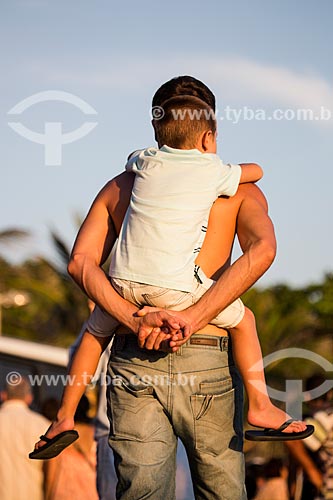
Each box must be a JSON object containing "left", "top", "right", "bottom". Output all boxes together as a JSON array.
[{"left": 201, "top": 130, "right": 214, "bottom": 151}]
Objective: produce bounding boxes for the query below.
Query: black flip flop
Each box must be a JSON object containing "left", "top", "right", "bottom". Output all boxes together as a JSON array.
[
  {"left": 29, "top": 430, "right": 79, "bottom": 459},
  {"left": 245, "top": 419, "right": 315, "bottom": 442}
]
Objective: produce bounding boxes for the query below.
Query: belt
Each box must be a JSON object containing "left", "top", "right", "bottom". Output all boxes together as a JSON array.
[
  {"left": 187, "top": 335, "right": 229, "bottom": 351},
  {"left": 113, "top": 331, "right": 229, "bottom": 352}
]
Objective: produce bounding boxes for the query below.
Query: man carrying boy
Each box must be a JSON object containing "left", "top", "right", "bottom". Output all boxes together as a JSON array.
[
  {"left": 32, "top": 76, "right": 310, "bottom": 499},
  {"left": 75, "top": 94, "right": 306, "bottom": 437}
]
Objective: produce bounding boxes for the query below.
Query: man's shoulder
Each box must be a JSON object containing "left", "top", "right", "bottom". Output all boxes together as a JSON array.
[
  {"left": 100, "top": 172, "right": 134, "bottom": 199},
  {"left": 97, "top": 172, "right": 134, "bottom": 221}
]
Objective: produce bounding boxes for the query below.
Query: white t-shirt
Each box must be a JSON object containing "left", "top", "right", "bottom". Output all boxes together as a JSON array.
[
  {"left": 0, "top": 400, "right": 49, "bottom": 500},
  {"left": 110, "top": 145, "right": 241, "bottom": 292}
]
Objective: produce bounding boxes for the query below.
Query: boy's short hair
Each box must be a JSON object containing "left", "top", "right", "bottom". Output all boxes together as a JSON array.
[
  {"left": 153, "top": 95, "right": 216, "bottom": 149},
  {"left": 152, "top": 75, "right": 216, "bottom": 111}
]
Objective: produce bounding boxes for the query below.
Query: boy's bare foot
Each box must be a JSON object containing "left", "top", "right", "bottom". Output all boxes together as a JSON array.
[
  {"left": 248, "top": 402, "right": 307, "bottom": 432},
  {"left": 34, "top": 417, "right": 75, "bottom": 450}
]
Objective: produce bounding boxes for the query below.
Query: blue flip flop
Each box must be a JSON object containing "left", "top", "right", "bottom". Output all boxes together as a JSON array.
[
  {"left": 29, "top": 430, "right": 79, "bottom": 459},
  {"left": 245, "top": 419, "right": 314, "bottom": 441}
]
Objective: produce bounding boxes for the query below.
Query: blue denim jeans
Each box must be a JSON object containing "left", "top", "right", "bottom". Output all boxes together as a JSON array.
[{"left": 107, "top": 334, "right": 246, "bottom": 500}]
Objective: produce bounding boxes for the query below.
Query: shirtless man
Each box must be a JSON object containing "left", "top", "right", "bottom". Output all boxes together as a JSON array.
[{"left": 65, "top": 179, "right": 275, "bottom": 500}]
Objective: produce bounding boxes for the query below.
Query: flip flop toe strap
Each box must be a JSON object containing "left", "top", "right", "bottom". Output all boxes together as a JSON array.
[
  {"left": 277, "top": 418, "right": 296, "bottom": 431},
  {"left": 39, "top": 435, "right": 52, "bottom": 442},
  {"left": 265, "top": 418, "right": 297, "bottom": 434}
]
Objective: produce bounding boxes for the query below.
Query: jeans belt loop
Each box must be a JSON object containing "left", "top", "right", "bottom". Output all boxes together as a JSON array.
[
  {"left": 176, "top": 345, "right": 183, "bottom": 356},
  {"left": 220, "top": 337, "right": 229, "bottom": 351}
]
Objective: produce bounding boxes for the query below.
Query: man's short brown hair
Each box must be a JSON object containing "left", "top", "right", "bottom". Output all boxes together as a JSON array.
[{"left": 153, "top": 95, "right": 216, "bottom": 149}]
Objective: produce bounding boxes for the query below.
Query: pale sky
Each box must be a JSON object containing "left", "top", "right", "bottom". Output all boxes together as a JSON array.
[{"left": 1, "top": 0, "right": 332, "bottom": 287}]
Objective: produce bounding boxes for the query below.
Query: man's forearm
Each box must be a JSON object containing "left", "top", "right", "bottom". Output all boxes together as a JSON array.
[
  {"left": 68, "top": 253, "right": 139, "bottom": 332},
  {"left": 68, "top": 254, "right": 186, "bottom": 337},
  {"left": 184, "top": 188, "right": 277, "bottom": 332}
]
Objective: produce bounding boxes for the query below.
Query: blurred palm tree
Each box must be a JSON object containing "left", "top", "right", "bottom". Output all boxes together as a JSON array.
[
  {"left": 0, "top": 226, "right": 90, "bottom": 347},
  {"left": 242, "top": 276, "right": 333, "bottom": 382}
]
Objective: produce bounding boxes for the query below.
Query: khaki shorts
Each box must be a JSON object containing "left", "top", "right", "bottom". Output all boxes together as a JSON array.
[
  {"left": 87, "top": 268, "right": 244, "bottom": 337},
  {"left": 112, "top": 267, "right": 244, "bottom": 329}
]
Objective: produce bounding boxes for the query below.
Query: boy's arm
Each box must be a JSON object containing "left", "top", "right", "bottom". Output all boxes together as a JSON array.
[{"left": 239, "top": 163, "right": 263, "bottom": 184}]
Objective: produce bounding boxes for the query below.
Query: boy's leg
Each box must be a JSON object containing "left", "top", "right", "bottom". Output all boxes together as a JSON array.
[
  {"left": 229, "top": 307, "right": 306, "bottom": 432},
  {"left": 191, "top": 270, "right": 306, "bottom": 433},
  {"left": 34, "top": 329, "right": 111, "bottom": 450},
  {"left": 196, "top": 183, "right": 270, "bottom": 281}
]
